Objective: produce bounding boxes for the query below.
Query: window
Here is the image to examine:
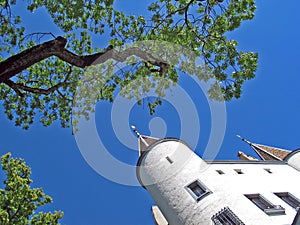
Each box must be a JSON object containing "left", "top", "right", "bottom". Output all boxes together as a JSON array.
[
  {"left": 234, "top": 169, "right": 243, "bottom": 174},
  {"left": 245, "top": 194, "right": 285, "bottom": 215},
  {"left": 274, "top": 192, "right": 300, "bottom": 210},
  {"left": 212, "top": 207, "right": 245, "bottom": 225},
  {"left": 186, "top": 180, "right": 211, "bottom": 201},
  {"left": 216, "top": 170, "right": 225, "bottom": 175},
  {"left": 166, "top": 156, "right": 173, "bottom": 164},
  {"left": 264, "top": 168, "right": 272, "bottom": 174}
]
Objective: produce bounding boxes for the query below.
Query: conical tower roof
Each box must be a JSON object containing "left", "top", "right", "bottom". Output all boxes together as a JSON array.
[
  {"left": 138, "top": 135, "right": 160, "bottom": 156},
  {"left": 237, "top": 135, "right": 292, "bottom": 161},
  {"left": 131, "top": 125, "right": 160, "bottom": 156}
]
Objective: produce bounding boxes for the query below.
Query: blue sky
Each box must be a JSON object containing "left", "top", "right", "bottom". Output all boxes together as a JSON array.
[{"left": 1, "top": 0, "right": 300, "bottom": 224}]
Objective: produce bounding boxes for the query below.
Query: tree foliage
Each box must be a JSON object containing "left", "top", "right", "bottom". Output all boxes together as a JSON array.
[
  {"left": 0, "top": 153, "right": 63, "bottom": 225},
  {"left": 0, "top": 0, "right": 258, "bottom": 129}
]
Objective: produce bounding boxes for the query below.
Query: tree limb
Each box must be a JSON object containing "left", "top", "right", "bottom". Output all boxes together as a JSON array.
[
  {"left": 0, "top": 36, "right": 67, "bottom": 83},
  {"left": 3, "top": 79, "right": 24, "bottom": 97},
  {"left": 0, "top": 36, "right": 168, "bottom": 84},
  {"left": 4, "top": 79, "right": 68, "bottom": 95}
]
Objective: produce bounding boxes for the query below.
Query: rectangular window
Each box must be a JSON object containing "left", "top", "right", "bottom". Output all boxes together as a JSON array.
[
  {"left": 274, "top": 192, "right": 300, "bottom": 210},
  {"left": 234, "top": 169, "right": 243, "bottom": 174},
  {"left": 245, "top": 194, "right": 285, "bottom": 215},
  {"left": 264, "top": 168, "right": 272, "bottom": 174},
  {"left": 166, "top": 156, "right": 173, "bottom": 164},
  {"left": 216, "top": 170, "right": 225, "bottom": 175},
  {"left": 212, "top": 207, "right": 245, "bottom": 225},
  {"left": 186, "top": 180, "right": 211, "bottom": 201}
]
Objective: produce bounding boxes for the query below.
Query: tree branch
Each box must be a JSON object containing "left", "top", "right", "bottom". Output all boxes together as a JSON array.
[
  {"left": 9, "top": 203, "right": 21, "bottom": 222},
  {"left": 0, "top": 36, "right": 67, "bottom": 83},
  {"left": 4, "top": 79, "right": 68, "bottom": 95},
  {"left": 0, "top": 36, "right": 168, "bottom": 83},
  {"left": 3, "top": 79, "right": 25, "bottom": 97}
]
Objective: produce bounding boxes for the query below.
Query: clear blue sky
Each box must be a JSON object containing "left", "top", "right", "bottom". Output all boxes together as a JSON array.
[{"left": 1, "top": 1, "right": 300, "bottom": 224}]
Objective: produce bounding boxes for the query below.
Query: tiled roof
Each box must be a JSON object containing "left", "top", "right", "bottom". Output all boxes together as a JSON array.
[{"left": 251, "top": 143, "right": 291, "bottom": 161}]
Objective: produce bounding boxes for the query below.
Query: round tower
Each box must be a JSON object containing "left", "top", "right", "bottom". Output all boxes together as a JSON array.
[{"left": 133, "top": 128, "right": 209, "bottom": 225}]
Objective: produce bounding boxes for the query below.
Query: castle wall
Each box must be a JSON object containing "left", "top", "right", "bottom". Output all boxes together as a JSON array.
[{"left": 137, "top": 139, "right": 300, "bottom": 225}]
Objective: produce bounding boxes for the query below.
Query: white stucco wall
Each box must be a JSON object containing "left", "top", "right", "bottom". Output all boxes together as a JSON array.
[
  {"left": 203, "top": 163, "right": 300, "bottom": 225},
  {"left": 137, "top": 139, "right": 300, "bottom": 225}
]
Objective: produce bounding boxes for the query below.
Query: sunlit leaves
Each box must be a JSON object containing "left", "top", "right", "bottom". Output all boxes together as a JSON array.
[
  {"left": 0, "top": 0, "right": 258, "bottom": 129},
  {"left": 0, "top": 153, "right": 63, "bottom": 225},
  {"left": 0, "top": 0, "right": 25, "bottom": 53}
]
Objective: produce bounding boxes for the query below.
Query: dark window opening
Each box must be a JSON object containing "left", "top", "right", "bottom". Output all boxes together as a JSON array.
[
  {"left": 264, "top": 168, "right": 272, "bottom": 174},
  {"left": 245, "top": 194, "right": 285, "bottom": 215},
  {"left": 166, "top": 156, "right": 173, "bottom": 164},
  {"left": 234, "top": 169, "right": 243, "bottom": 174},
  {"left": 216, "top": 170, "right": 225, "bottom": 175},
  {"left": 274, "top": 192, "right": 300, "bottom": 210},
  {"left": 186, "top": 180, "right": 211, "bottom": 202},
  {"left": 212, "top": 207, "right": 245, "bottom": 225}
]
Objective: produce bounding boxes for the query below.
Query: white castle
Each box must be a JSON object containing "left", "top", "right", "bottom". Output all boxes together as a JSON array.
[{"left": 132, "top": 127, "right": 300, "bottom": 225}]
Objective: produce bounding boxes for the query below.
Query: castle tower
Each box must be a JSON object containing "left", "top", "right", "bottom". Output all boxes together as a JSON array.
[
  {"left": 135, "top": 134, "right": 209, "bottom": 224},
  {"left": 133, "top": 128, "right": 300, "bottom": 225}
]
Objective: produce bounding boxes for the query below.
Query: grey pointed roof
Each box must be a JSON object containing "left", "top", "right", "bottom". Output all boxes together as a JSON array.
[
  {"left": 237, "top": 135, "right": 291, "bottom": 161},
  {"left": 250, "top": 143, "right": 291, "bottom": 161}
]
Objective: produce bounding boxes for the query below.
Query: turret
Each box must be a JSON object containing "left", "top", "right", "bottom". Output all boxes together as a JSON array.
[{"left": 133, "top": 126, "right": 208, "bottom": 224}]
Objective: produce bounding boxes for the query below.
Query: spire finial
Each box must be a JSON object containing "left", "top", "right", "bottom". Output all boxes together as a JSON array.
[
  {"left": 236, "top": 134, "right": 252, "bottom": 145},
  {"left": 131, "top": 125, "right": 150, "bottom": 149},
  {"left": 131, "top": 125, "right": 141, "bottom": 137}
]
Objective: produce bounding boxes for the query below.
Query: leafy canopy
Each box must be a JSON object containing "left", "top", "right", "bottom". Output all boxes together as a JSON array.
[
  {"left": 0, "top": 153, "right": 63, "bottom": 225},
  {"left": 0, "top": 0, "right": 257, "bottom": 129}
]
